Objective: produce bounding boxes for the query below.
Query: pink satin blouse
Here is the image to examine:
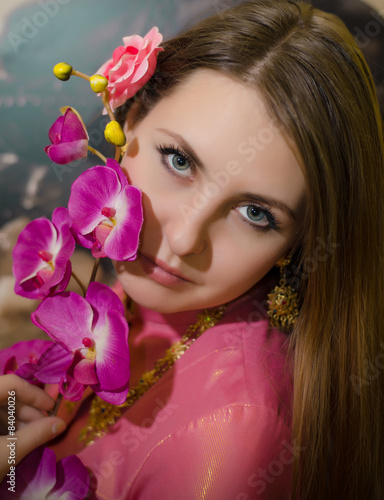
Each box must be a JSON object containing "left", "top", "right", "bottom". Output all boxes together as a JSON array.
[{"left": 62, "top": 281, "right": 295, "bottom": 499}]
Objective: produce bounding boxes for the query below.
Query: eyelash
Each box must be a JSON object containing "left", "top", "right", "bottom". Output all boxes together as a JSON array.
[
  {"left": 156, "top": 143, "right": 195, "bottom": 178},
  {"left": 237, "top": 204, "right": 281, "bottom": 232},
  {"left": 156, "top": 143, "right": 280, "bottom": 231}
]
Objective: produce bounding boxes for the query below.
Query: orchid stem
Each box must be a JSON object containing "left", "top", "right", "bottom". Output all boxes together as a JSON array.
[
  {"left": 102, "top": 90, "right": 116, "bottom": 122},
  {"left": 71, "top": 69, "right": 90, "bottom": 82},
  {"left": 71, "top": 270, "right": 87, "bottom": 297},
  {"left": 50, "top": 392, "right": 63, "bottom": 417},
  {"left": 89, "top": 258, "right": 100, "bottom": 286},
  {"left": 88, "top": 146, "right": 107, "bottom": 164},
  {"left": 114, "top": 146, "right": 121, "bottom": 162}
]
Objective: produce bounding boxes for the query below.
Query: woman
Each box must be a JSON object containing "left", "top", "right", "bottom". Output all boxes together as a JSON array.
[{"left": 1, "top": 0, "right": 383, "bottom": 498}]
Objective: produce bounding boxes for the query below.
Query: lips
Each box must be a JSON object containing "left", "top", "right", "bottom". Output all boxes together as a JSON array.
[{"left": 138, "top": 252, "right": 192, "bottom": 285}]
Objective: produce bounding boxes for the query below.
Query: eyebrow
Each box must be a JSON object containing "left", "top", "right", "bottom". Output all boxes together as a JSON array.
[{"left": 156, "top": 127, "right": 298, "bottom": 222}]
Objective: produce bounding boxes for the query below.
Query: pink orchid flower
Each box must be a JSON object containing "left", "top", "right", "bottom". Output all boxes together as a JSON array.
[
  {"left": 12, "top": 207, "right": 75, "bottom": 300},
  {"left": 31, "top": 282, "right": 130, "bottom": 404},
  {"left": 98, "top": 26, "right": 163, "bottom": 111},
  {"left": 68, "top": 158, "right": 143, "bottom": 261},
  {"left": 0, "top": 339, "right": 53, "bottom": 385},
  {"left": 0, "top": 446, "right": 90, "bottom": 499},
  {"left": 44, "top": 107, "right": 88, "bottom": 164}
]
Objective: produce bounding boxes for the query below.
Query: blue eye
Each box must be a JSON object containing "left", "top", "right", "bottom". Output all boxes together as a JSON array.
[
  {"left": 157, "top": 144, "right": 193, "bottom": 177},
  {"left": 237, "top": 205, "right": 279, "bottom": 230},
  {"left": 168, "top": 152, "right": 191, "bottom": 173}
]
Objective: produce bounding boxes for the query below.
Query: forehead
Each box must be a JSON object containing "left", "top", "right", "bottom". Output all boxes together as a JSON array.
[{"left": 138, "top": 69, "right": 306, "bottom": 211}]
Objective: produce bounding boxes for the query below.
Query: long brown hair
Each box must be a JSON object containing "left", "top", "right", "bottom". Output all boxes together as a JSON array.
[{"left": 119, "top": 1, "right": 384, "bottom": 497}]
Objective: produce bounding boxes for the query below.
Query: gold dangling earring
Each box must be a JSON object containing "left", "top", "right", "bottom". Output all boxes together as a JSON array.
[{"left": 267, "top": 255, "right": 299, "bottom": 332}]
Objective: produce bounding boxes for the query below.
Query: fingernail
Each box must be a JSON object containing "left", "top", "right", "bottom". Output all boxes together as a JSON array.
[{"left": 51, "top": 420, "right": 66, "bottom": 435}]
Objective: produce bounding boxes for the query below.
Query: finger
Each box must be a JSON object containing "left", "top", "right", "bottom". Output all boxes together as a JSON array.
[
  {"left": 0, "top": 404, "right": 45, "bottom": 433},
  {"left": 0, "top": 375, "right": 55, "bottom": 413},
  {"left": 6, "top": 416, "right": 66, "bottom": 468},
  {"left": 16, "top": 404, "right": 46, "bottom": 424}
]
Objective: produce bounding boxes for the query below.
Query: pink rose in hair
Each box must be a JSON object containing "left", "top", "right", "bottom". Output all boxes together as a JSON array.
[{"left": 98, "top": 26, "right": 163, "bottom": 112}]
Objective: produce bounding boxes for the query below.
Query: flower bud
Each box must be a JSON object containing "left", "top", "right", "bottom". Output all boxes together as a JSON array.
[
  {"left": 53, "top": 62, "right": 73, "bottom": 81},
  {"left": 90, "top": 74, "right": 109, "bottom": 93},
  {"left": 104, "top": 121, "right": 126, "bottom": 147}
]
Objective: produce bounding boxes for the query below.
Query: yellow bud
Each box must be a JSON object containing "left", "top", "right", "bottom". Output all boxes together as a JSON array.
[
  {"left": 53, "top": 62, "right": 73, "bottom": 81},
  {"left": 104, "top": 121, "right": 126, "bottom": 147},
  {"left": 90, "top": 74, "right": 109, "bottom": 93}
]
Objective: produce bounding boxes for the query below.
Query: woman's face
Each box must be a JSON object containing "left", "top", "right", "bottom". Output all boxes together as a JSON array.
[{"left": 115, "top": 69, "right": 306, "bottom": 313}]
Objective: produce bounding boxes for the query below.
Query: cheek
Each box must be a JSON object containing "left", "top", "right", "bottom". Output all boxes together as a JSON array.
[
  {"left": 210, "top": 237, "right": 283, "bottom": 291},
  {"left": 121, "top": 152, "right": 146, "bottom": 189}
]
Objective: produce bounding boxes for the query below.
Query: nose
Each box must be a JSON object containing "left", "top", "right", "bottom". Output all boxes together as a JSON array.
[{"left": 163, "top": 202, "right": 210, "bottom": 257}]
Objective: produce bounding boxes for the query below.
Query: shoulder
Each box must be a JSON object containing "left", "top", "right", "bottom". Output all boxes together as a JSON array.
[{"left": 180, "top": 285, "right": 293, "bottom": 423}]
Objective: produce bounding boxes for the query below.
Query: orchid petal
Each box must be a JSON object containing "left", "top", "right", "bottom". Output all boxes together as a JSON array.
[
  {"left": 93, "top": 310, "right": 129, "bottom": 390},
  {"left": 51, "top": 206, "right": 72, "bottom": 228},
  {"left": 3, "top": 356, "right": 17, "bottom": 374},
  {"left": 15, "top": 363, "right": 41, "bottom": 383},
  {"left": 86, "top": 281, "right": 125, "bottom": 317},
  {"left": 91, "top": 242, "right": 107, "bottom": 258},
  {"left": 0, "top": 339, "right": 52, "bottom": 374},
  {"left": 12, "top": 212, "right": 75, "bottom": 300},
  {"left": 49, "top": 455, "right": 90, "bottom": 500},
  {"left": 68, "top": 166, "right": 121, "bottom": 235},
  {"left": 103, "top": 185, "right": 143, "bottom": 261},
  {"left": 94, "top": 222, "right": 113, "bottom": 247},
  {"left": 53, "top": 260, "right": 72, "bottom": 294},
  {"left": 49, "top": 226, "right": 75, "bottom": 282},
  {"left": 34, "top": 343, "right": 73, "bottom": 384},
  {"left": 93, "top": 379, "right": 130, "bottom": 405},
  {"left": 0, "top": 447, "right": 56, "bottom": 499},
  {"left": 48, "top": 115, "right": 64, "bottom": 144},
  {"left": 12, "top": 218, "right": 56, "bottom": 285},
  {"left": 68, "top": 224, "right": 94, "bottom": 250},
  {"left": 73, "top": 359, "right": 98, "bottom": 385},
  {"left": 31, "top": 292, "right": 93, "bottom": 350},
  {"left": 105, "top": 158, "right": 128, "bottom": 189},
  {"left": 59, "top": 374, "right": 85, "bottom": 401},
  {"left": 14, "top": 278, "right": 45, "bottom": 299},
  {"left": 61, "top": 108, "right": 88, "bottom": 142},
  {"left": 45, "top": 108, "right": 88, "bottom": 165},
  {"left": 0, "top": 446, "right": 90, "bottom": 500},
  {"left": 45, "top": 139, "right": 88, "bottom": 164}
]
